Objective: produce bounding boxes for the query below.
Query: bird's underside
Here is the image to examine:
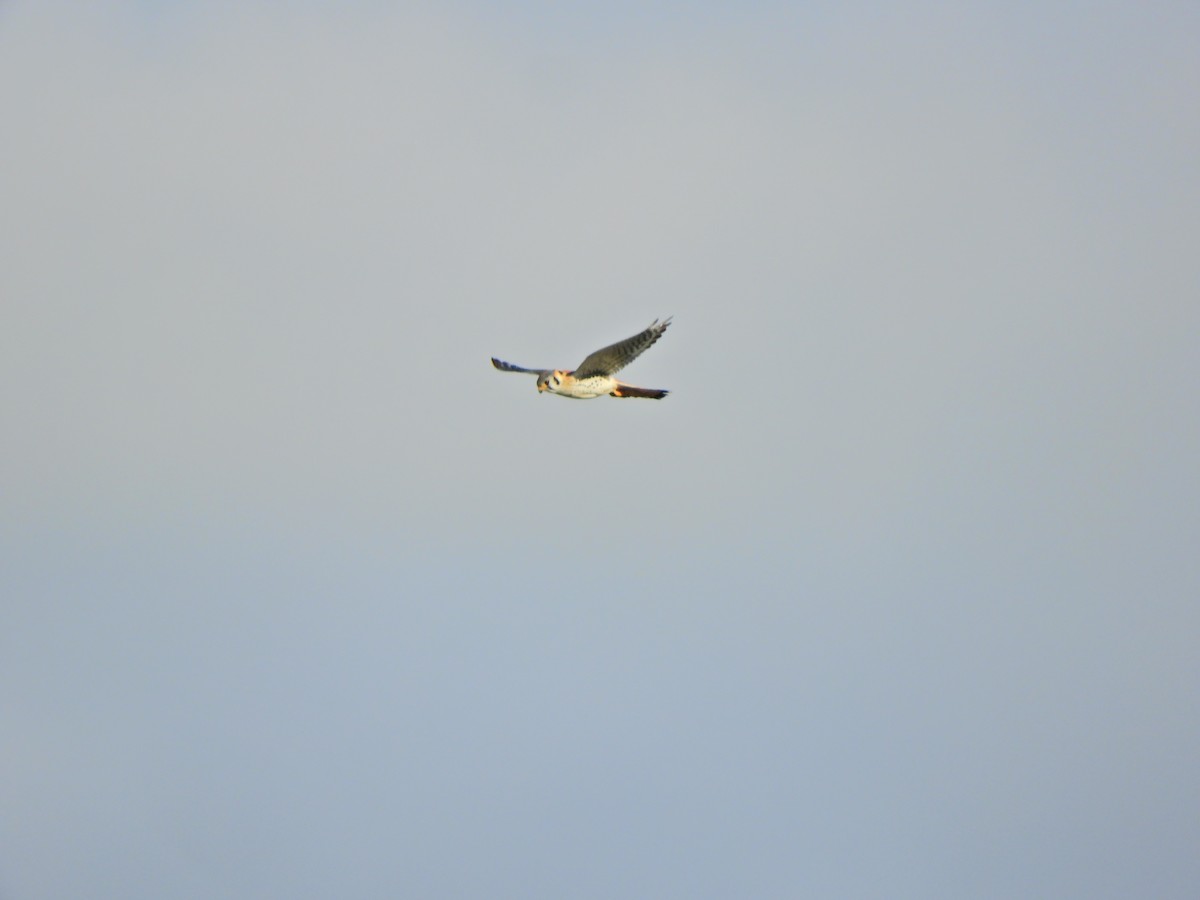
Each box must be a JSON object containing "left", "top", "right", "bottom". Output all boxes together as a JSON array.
[{"left": 491, "top": 318, "right": 672, "bottom": 399}]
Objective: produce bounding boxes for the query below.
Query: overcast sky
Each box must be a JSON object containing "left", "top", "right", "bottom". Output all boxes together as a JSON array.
[{"left": 2, "top": 2, "right": 1198, "bottom": 897}]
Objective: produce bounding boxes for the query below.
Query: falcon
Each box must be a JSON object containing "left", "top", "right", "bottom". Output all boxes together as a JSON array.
[{"left": 492, "top": 318, "right": 672, "bottom": 399}]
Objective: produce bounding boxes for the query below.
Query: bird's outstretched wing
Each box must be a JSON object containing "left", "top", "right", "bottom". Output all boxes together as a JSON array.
[
  {"left": 491, "top": 358, "right": 549, "bottom": 376},
  {"left": 572, "top": 317, "right": 672, "bottom": 379}
]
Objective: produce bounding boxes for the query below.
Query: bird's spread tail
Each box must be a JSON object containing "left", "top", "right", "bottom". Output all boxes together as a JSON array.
[{"left": 610, "top": 385, "right": 669, "bottom": 399}]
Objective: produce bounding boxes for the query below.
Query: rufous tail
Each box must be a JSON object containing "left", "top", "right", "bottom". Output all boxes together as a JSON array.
[{"left": 610, "top": 385, "right": 669, "bottom": 399}]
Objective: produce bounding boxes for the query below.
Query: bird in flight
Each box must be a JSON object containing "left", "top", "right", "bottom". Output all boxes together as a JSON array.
[{"left": 492, "top": 318, "right": 672, "bottom": 399}]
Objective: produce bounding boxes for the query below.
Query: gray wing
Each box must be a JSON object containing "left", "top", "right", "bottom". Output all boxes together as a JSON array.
[
  {"left": 572, "top": 317, "right": 672, "bottom": 378},
  {"left": 492, "top": 357, "right": 549, "bottom": 376}
]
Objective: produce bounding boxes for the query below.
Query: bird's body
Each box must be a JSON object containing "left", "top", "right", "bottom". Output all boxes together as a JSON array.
[
  {"left": 539, "top": 372, "right": 621, "bottom": 399},
  {"left": 492, "top": 318, "right": 672, "bottom": 400}
]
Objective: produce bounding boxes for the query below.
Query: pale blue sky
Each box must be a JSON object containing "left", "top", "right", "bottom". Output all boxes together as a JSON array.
[{"left": 2, "top": 2, "right": 1198, "bottom": 897}]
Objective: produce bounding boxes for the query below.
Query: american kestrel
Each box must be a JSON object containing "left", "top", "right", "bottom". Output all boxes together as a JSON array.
[{"left": 492, "top": 318, "right": 672, "bottom": 399}]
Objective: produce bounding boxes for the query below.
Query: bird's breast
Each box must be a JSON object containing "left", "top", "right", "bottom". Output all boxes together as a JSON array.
[{"left": 549, "top": 375, "right": 617, "bottom": 398}]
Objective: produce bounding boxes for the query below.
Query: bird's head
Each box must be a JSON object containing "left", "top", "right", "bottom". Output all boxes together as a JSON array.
[{"left": 537, "top": 371, "right": 566, "bottom": 393}]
